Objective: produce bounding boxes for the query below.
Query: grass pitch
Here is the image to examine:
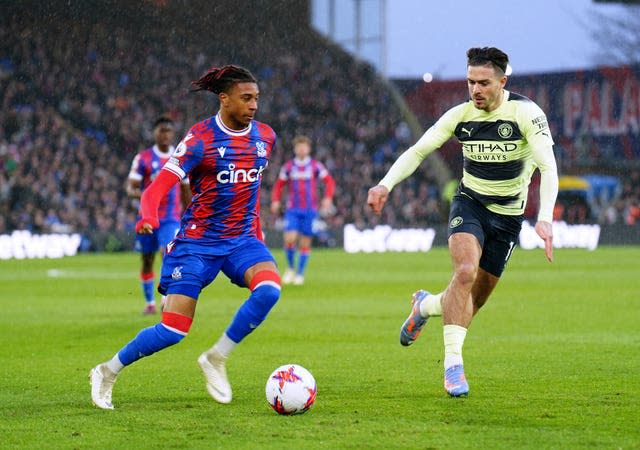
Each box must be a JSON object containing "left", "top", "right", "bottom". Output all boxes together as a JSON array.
[{"left": 0, "top": 247, "right": 638, "bottom": 449}]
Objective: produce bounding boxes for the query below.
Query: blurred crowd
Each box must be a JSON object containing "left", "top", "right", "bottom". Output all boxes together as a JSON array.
[
  {"left": 1, "top": 2, "right": 638, "bottom": 249},
  {"left": 0, "top": 2, "right": 443, "bottom": 247}
]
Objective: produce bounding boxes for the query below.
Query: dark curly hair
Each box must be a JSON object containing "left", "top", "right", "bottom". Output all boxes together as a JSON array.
[{"left": 191, "top": 65, "right": 257, "bottom": 95}]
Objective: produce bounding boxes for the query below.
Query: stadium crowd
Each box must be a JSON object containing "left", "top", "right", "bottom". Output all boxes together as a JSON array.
[{"left": 1, "top": 1, "right": 638, "bottom": 250}]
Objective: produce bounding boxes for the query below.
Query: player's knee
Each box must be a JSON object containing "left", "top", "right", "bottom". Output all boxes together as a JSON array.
[
  {"left": 453, "top": 262, "right": 477, "bottom": 286},
  {"left": 249, "top": 270, "right": 281, "bottom": 315}
]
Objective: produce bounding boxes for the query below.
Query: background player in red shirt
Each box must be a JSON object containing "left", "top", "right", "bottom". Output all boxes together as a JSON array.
[
  {"left": 126, "top": 116, "right": 191, "bottom": 315},
  {"left": 90, "top": 65, "right": 282, "bottom": 409},
  {"left": 270, "top": 135, "right": 335, "bottom": 285}
]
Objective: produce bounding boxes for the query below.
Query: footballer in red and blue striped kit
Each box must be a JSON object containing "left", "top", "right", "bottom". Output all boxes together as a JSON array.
[
  {"left": 126, "top": 116, "right": 191, "bottom": 315},
  {"left": 271, "top": 135, "right": 335, "bottom": 285},
  {"left": 90, "top": 65, "right": 282, "bottom": 410}
]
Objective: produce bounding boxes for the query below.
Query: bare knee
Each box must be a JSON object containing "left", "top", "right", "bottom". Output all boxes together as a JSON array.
[{"left": 452, "top": 262, "right": 477, "bottom": 288}]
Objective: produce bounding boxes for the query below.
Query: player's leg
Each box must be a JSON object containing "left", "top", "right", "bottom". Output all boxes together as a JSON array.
[
  {"left": 293, "top": 211, "right": 315, "bottom": 285},
  {"left": 294, "top": 234, "right": 312, "bottom": 285},
  {"left": 136, "top": 231, "right": 160, "bottom": 314},
  {"left": 90, "top": 294, "right": 196, "bottom": 409},
  {"left": 441, "top": 231, "right": 482, "bottom": 397},
  {"left": 471, "top": 268, "right": 500, "bottom": 315},
  {"left": 282, "top": 210, "right": 302, "bottom": 284},
  {"left": 283, "top": 230, "right": 298, "bottom": 284},
  {"left": 90, "top": 244, "right": 213, "bottom": 409},
  {"left": 157, "top": 222, "right": 180, "bottom": 310},
  {"left": 199, "top": 241, "right": 281, "bottom": 404}
]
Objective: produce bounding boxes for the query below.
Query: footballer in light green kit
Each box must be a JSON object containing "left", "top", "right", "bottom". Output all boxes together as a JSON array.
[{"left": 367, "top": 47, "right": 558, "bottom": 397}]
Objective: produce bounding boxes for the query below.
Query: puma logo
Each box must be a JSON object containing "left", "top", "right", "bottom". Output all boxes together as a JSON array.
[{"left": 461, "top": 127, "right": 473, "bottom": 137}]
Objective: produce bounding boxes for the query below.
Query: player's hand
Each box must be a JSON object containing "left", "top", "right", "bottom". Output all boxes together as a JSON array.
[
  {"left": 136, "top": 218, "right": 158, "bottom": 234},
  {"left": 535, "top": 220, "right": 554, "bottom": 262},
  {"left": 367, "top": 185, "right": 389, "bottom": 215},
  {"left": 319, "top": 198, "right": 335, "bottom": 218},
  {"left": 270, "top": 201, "right": 281, "bottom": 215}
]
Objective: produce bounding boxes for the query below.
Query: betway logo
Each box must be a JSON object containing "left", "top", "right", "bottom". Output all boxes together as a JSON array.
[
  {"left": 217, "top": 163, "right": 266, "bottom": 184},
  {"left": 343, "top": 224, "right": 436, "bottom": 253}
]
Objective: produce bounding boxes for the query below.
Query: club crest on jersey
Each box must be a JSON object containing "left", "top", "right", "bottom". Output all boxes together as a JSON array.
[
  {"left": 498, "top": 123, "right": 513, "bottom": 139},
  {"left": 256, "top": 141, "right": 267, "bottom": 157}
]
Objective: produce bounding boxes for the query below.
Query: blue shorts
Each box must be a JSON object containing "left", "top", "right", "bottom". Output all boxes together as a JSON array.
[
  {"left": 284, "top": 209, "right": 317, "bottom": 236},
  {"left": 448, "top": 193, "right": 523, "bottom": 277},
  {"left": 158, "top": 237, "right": 276, "bottom": 299},
  {"left": 135, "top": 221, "right": 180, "bottom": 254}
]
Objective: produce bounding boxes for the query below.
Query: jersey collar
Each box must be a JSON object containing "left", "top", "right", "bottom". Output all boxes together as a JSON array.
[{"left": 216, "top": 113, "right": 252, "bottom": 136}]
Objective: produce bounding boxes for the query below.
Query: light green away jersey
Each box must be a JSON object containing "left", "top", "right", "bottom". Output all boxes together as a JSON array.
[{"left": 380, "top": 90, "right": 558, "bottom": 219}]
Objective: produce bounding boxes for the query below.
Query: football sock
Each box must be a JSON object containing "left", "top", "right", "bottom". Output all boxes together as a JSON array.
[
  {"left": 208, "top": 332, "right": 237, "bottom": 358},
  {"left": 141, "top": 271, "right": 155, "bottom": 303},
  {"left": 421, "top": 292, "right": 443, "bottom": 317},
  {"left": 225, "top": 271, "right": 281, "bottom": 343},
  {"left": 285, "top": 244, "right": 296, "bottom": 269},
  {"left": 297, "top": 246, "right": 310, "bottom": 275},
  {"left": 443, "top": 324, "right": 467, "bottom": 369},
  {"left": 116, "top": 312, "right": 193, "bottom": 366},
  {"left": 106, "top": 355, "right": 124, "bottom": 374}
]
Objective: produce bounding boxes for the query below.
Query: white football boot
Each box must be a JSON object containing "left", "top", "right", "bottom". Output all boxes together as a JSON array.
[
  {"left": 89, "top": 363, "right": 117, "bottom": 410},
  {"left": 198, "top": 349, "right": 232, "bottom": 404}
]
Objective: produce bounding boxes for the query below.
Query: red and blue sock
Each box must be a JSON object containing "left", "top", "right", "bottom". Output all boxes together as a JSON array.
[{"left": 140, "top": 271, "right": 155, "bottom": 303}]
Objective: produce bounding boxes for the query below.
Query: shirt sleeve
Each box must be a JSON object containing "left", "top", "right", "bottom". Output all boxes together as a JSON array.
[
  {"left": 379, "top": 105, "right": 459, "bottom": 191},
  {"left": 164, "top": 127, "right": 203, "bottom": 180},
  {"left": 521, "top": 103, "right": 558, "bottom": 223}
]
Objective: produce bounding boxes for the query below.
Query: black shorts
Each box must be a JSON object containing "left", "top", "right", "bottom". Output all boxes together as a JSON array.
[{"left": 447, "top": 192, "right": 523, "bottom": 277}]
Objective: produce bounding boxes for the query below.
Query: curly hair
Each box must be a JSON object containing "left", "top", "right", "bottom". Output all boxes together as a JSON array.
[{"left": 191, "top": 65, "right": 257, "bottom": 95}]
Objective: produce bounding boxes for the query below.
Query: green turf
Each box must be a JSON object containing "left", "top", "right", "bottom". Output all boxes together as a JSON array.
[{"left": 0, "top": 247, "right": 638, "bottom": 449}]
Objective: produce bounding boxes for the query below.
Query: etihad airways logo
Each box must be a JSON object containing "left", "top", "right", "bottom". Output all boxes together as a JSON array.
[
  {"left": 217, "top": 163, "right": 266, "bottom": 184},
  {"left": 462, "top": 142, "right": 518, "bottom": 153}
]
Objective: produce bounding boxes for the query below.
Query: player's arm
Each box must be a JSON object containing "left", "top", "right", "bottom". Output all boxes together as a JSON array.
[
  {"left": 136, "top": 170, "right": 181, "bottom": 234},
  {"left": 532, "top": 143, "right": 559, "bottom": 262},
  {"left": 126, "top": 153, "right": 144, "bottom": 198},
  {"left": 126, "top": 178, "right": 142, "bottom": 198},
  {"left": 319, "top": 168, "right": 336, "bottom": 215},
  {"left": 526, "top": 106, "right": 559, "bottom": 262},
  {"left": 368, "top": 108, "right": 458, "bottom": 214},
  {"left": 270, "top": 172, "right": 287, "bottom": 215}
]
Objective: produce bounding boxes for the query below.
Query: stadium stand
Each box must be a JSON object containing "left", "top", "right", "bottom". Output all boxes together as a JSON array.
[{"left": 1, "top": 1, "right": 637, "bottom": 251}]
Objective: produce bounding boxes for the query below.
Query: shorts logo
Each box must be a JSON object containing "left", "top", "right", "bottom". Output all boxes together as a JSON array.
[
  {"left": 450, "top": 216, "right": 463, "bottom": 228},
  {"left": 498, "top": 123, "right": 513, "bottom": 139},
  {"left": 171, "top": 266, "right": 183, "bottom": 280}
]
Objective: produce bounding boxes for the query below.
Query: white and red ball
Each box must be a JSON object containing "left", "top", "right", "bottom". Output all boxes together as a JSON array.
[{"left": 265, "top": 364, "right": 317, "bottom": 415}]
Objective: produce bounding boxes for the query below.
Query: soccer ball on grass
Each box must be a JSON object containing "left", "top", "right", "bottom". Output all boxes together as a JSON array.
[{"left": 265, "top": 364, "right": 316, "bottom": 415}]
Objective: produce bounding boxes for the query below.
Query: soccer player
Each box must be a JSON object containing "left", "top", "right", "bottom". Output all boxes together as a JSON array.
[
  {"left": 126, "top": 116, "right": 191, "bottom": 315},
  {"left": 90, "top": 65, "right": 281, "bottom": 409},
  {"left": 270, "top": 135, "right": 335, "bottom": 285},
  {"left": 367, "top": 47, "right": 558, "bottom": 397}
]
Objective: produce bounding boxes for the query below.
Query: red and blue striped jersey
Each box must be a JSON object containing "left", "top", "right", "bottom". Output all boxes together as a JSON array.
[
  {"left": 163, "top": 114, "right": 276, "bottom": 243},
  {"left": 128, "top": 145, "right": 182, "bottom": 223},
  {"left": 272, "top": 157, "right": 334, "bottom": 211}
]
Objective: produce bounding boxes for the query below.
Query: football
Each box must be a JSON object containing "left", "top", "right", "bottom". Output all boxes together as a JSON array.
[{"left": 265, "top": 364, "right": 317, "bottom": 415}]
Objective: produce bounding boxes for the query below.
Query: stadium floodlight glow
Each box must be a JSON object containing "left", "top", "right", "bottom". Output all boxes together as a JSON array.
[{"left": 505, "top": 64, "right": 513, "bottom": 76}]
